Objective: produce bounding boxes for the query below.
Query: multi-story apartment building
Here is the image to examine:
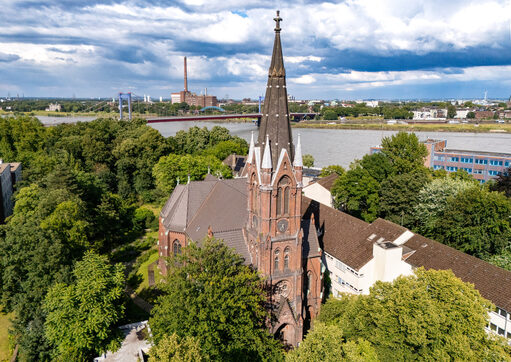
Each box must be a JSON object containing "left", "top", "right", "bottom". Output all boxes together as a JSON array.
[
  {"left": 423, "top": 139, "right": 510, "bottom": 183},
  {"left": 302, "top": 198, "right": 511, "bottom": 341},
  {"left": 371, "top": 139, "right": 511, "bottom": 183},
  {"left": 0, "top": 161, "right": 21, "bottom": 222}
]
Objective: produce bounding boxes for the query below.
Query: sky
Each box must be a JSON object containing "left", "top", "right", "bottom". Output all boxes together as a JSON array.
[{"left": 1, "top": 0, "right": 511, "bottom": 100}]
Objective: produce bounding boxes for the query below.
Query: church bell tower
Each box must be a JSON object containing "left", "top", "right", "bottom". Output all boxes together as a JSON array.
[{"left": 243, "top": 11, "right": 305, "bottom": 347}]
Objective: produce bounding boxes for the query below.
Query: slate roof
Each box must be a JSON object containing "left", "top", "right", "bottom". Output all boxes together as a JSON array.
[
  {"left": 302, "top": 197, "right": 370, "bottom": 268},
  {"left": 160, "top": 180, "right": 217, "bottom": 231},
  {"left": 9, "top": 162, "right": 21, "bottom": 171},
  {"left": 223, "top": 154, "right": 247, "bottom": 173},
  {"left": 404, "top": 234, "right": 511, "bottom": 312},
  {"left": 315, "top": 173, "right": 339, "bottom": 191},
  {"left": 160, "top": 177, "right": 250, "bottom": 264},
  {"left": 302, "top": 218, "right": 321, "bottom": 259},
  {"left": 185, "top": 179, "right": 248, "bottom": 242}
]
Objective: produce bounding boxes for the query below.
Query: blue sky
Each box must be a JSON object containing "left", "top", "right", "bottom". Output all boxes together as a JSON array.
[{"left": 1, "top": 0, "right": 511, "bottom": 100}]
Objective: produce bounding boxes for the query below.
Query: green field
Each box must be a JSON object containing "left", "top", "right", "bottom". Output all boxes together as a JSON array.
[
  {"left": 294, "top": 121, "right": 511, "bottom": 133},
  {"left": 0, "top": 309, "right": 13, "bottom": 362},
  {"left": 136, "top": 248, "right": 163, "bottom": 294}
]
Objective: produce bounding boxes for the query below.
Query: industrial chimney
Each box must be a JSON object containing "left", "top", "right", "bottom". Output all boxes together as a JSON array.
[{"left": 184, "top": 56, "right": 188, "bottom": 92}]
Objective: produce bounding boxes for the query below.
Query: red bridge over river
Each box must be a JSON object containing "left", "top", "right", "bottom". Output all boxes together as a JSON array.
[{"left": 146, "top": 112, "right": 317, "bottom": 124}]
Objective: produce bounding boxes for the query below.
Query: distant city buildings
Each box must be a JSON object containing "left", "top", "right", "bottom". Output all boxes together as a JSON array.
[
  {"left": 0, "top": 161, "right": 21, "bottom": 222},
  {"left": 45, "top": 103, "right": 61, "bottom": 112}
]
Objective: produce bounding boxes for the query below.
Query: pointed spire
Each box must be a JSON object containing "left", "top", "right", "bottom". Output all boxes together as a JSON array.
[
  {"left": 262, "top": 134, "right": 272, "bottom": 169},
  {"left": 293, "top": 133, "right": 303, "bottom": 167},
  {"left": 246, "top": 131, "right": 255, "bottom": 164},
  {"left": 257, "top": 10, "right": 293, "bottom": 169}
]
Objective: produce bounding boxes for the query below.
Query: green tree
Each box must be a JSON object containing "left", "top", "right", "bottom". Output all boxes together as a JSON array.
[
  {"left": 149, "top": 334, "right": 203, "bottom": 362},
  {"left": 378, "top": 170, "right": 430, "bottom": 227},
  {"left": 149, "top": 238, "right": 283, "bottom": 361},
  {"left": 303, "top": 154, "right": 314, "bottom": 168},
  {"left": 467, "top": 111, "right": 476, "bottom": 119},
  {"left": 286, "top": 323, "right": 377, "bottom": 362},
  {"left": 491, "top": 166, "right": 511, "bottom": 198},
  {"left": 44, "top": 252, "right": 126, "bottom": 360},
  {"left": 332, "top": 166, "right": 380, "bottom": 222},
  {"left": 412, "top": 178, "right": 475, "bottom": 236},
  {"left": 0, "top": 221, "right": 73, "bottom": 361},
  {"left": 322, "top": 109, "right": 338, "bottom": 121},
  {"left": 485, "top": 249, "right": 511, "bottom": 272},
  {"left": 201, "top": 140, "right": 248, "bottom": 161},
  {"left": 319, "top": 268, "right": 511, "bottom": 361},
  {"left": 153, "top": 154, "right": 232, "bottom": 195},
  {"left": 359, "top": 153, "right": 393, "bottom": 183},
  {"left": 319, "top": 165, "right": 345, "bottom": 177},
  {"left": 436, "top": 187, "right": 511, "bottom": 257},
  {"left": 380, "top": 132, "right": 428, "bottom": 174},
  {"left": 447, "top": 104, "right": 457, "bottom": 118}
]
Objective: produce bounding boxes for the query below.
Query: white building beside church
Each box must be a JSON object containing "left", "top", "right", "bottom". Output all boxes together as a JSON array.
[{"left": 302, "top": 196, "right": 511, "bottom": 341}]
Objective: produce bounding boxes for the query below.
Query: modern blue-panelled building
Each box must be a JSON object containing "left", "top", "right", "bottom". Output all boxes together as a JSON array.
[{"left": 371, "top": 139, "right": 510, "bottom": 183}]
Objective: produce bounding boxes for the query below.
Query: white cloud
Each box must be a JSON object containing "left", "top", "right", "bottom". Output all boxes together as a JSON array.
[{"left": 291, "top": 75, "right": 316, "bottom": 84}]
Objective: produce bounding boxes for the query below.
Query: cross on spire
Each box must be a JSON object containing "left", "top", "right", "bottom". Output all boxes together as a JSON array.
[{"left": 274, "top": 10, "right": 282, "bottom": 32}]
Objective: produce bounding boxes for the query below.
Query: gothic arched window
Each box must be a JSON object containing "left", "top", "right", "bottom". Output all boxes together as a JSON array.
[
  {"left": 274, "top": 249, "right": 280, "bottom": 271},
  {"left": 251, "top": 175, "right": 257, "bottom": 212},
  {"left": 173, "top": 240, "right": 181, "bottom": 255},
  {"left": 284, "top": 247, "right": 290, "bottom": 270},
  {"left": 277, "top": 176, "right": 291, "bottom": 217},
  {"left": 307, "top": 272, "right": 312, "bottom": 295}
]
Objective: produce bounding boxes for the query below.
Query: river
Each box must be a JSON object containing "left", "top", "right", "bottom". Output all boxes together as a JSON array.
[
  {"left": 149, "top": 121, "right": 511, "bottom": 168},
  {"left": 34, "top": 116, "right": 510, "bottom": 168}
]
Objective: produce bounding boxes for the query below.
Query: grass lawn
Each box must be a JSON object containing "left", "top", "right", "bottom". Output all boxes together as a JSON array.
[
  {"left": 0, "top": 308, "right": 13, "bottom": 362},
  {"left": 135, "top": 248, "right": 163, "bottom": 294}
]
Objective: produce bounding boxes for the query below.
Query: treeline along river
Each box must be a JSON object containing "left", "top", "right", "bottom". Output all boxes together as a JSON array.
[
  {"left": 33, "top": 116, "right": 511, "bottom": 168},
  {"left": 148, "top": 121, "right": 511, "bottom": 168}
]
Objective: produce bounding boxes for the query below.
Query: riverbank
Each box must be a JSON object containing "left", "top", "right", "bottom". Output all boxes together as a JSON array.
[{"left": 293, "top": 121, "right": 511, "bottom": 133}]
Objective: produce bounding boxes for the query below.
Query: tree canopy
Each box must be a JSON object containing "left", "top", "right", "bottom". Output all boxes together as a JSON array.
[
  {"left": 43, "top": 252, "right": 126, "bottom": 360},
  {"left": 286, "top": 323, "right": 377, "bottom": 362},
  {"left": 318, "top": 268, "right": 511, "bottom": 361},
  {"left": 149, "top": 238, "right": 283, "bottom": 361}
]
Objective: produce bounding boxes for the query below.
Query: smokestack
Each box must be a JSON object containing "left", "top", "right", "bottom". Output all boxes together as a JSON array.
[
  {"left": 184, "top": 56, "right": 188, "bottom": 92},
  {"left": 205, "top": 88, "right": 207, "bottom": 96}
]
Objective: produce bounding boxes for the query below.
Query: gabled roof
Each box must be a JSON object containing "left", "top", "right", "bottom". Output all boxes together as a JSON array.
[
  {"left": 303, "top": 196, "right": 511, "bottom": 311},
  {"left": 222, "top": 154, "right": 247, "bottom": 173},
  {"left": 160, "top": 180, "right": 217, "bottom": 231},
  {"left": 404, "top": 234, "right": 511, "bottom": 312},
  {"left": 302, "top": 218, "right": 321, "bottom": 259},
  {"left": 315, "top": 173, "right": 339, "bottom": 191},
  {"left": 302, "top": 197, "right": 370, "bottom": 268},
  {"left": 185, "top": 178, "right": 250, "bottom": 263}
]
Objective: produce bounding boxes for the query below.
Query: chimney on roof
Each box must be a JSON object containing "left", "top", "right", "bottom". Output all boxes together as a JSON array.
[{"left": 184, "top": 56, "right": 188, "bottom": 92}]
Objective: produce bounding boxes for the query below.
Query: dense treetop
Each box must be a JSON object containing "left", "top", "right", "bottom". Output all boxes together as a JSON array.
[
  {"left": 315, "top": 269, "right": 511, "bottom": 361},
  {"left": 0, "top": 115, "right": 248, "bottom": 359}
]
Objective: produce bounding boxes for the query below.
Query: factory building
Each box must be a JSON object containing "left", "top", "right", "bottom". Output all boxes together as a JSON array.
[{"left": 170, "top": 57, "right": 218, "bottom": 107}]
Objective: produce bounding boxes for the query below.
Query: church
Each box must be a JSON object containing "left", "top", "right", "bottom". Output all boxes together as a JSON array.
[{"left": 158, "top": 11, "right": 511, "bottom": 346}]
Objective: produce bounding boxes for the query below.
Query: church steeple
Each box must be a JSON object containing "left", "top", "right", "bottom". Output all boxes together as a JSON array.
[{"left": 257, "top": 10, "right": 293, "bottom": 170}]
